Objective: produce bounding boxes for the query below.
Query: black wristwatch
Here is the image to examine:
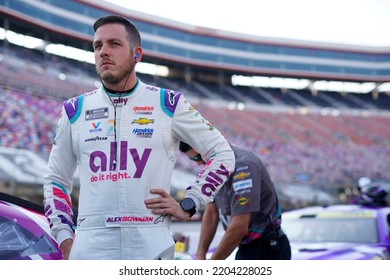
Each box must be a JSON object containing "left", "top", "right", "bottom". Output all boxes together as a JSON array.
[{"left": 179, "top": 198, "right": 196, "bottom": 217}]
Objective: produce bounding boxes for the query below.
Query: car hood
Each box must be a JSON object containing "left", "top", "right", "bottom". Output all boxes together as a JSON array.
[
  {"left": 0, "top": 200, "right": 62, "bottom": 260},
  {"left": 291, "top": 242, "right": 388, "bottom": 260}
]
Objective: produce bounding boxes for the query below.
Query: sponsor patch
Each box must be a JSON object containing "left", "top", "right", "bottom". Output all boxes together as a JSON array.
[
  {"left": 111, "top": 97, "right": 128, "bottom": 106},
  {"left": 132, "top": 128, "right": 154, "bottom": 138},
  {"left": 85, "top": 107, "right": 109, "bottom": 120},
  {"left": 237, "top": 197, "right": 250, "bottom": 206},
  {"left": 89, "top": 122, "right": 102, "bottom": 133},
  {"left": 146, "top": 86, "right": 158, "bottom": 92},
  {"left": 233, "top": 178, "right": 253, "bottom": 191},
  {"left": 133, "top": 105, "right": 154, "bottom": 115},
  {"left": 85, "top": 136, "right": 107, "bottom": 142},
  {"left": 106, "top": 119, "right": 115, "bottom": 136},
  {"left": 236, "top": 189, "right": 251, "bottom": 195},
  {"left": 233, "top": 172, "right": 250, "bottom": 181},
  {"left": 132, "top": 118, "right": 154, "bottom": 125},
  {"left": 236, "top": 165, "right": 249, "bottom": 172}
]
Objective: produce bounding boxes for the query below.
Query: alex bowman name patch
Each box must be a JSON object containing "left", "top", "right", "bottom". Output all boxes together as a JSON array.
[
  {"left": 232, "top": 179, "right": 253, "bottom": 191},
  {"left": 85, "top": 107, "right": 109, "bottom": 120}
]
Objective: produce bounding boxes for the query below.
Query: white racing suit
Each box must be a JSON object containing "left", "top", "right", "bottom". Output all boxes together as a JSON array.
[{"left": 43, "top": 80, "right": 235, "bottom": 259}]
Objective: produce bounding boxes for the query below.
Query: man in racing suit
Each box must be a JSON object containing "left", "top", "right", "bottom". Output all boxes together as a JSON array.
[{"left": 43, "top": 15, "right": 235, "bottom": 260}]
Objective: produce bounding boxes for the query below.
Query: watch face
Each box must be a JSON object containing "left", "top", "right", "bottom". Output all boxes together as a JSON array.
[
  {"left": 180, "top": 198, "right": 196, "bottom": 218},
  {"left": 181, "top": 198, "right": 195, "bottom": 210}
]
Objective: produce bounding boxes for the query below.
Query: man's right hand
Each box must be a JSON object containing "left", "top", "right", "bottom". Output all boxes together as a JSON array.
[{"left": 60, "top": 238, "right": 73, "bottom": 260}]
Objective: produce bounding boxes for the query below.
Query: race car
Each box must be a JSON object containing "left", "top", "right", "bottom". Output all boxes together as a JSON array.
[
  {"left": 0, "top": 192, "right": 204, "bottom": 260},
  {"left": 3, "top": 189, "right": 388, "bottom": 260},
  {"left": 282, "top": 203, "right": 390, "bottom": 260},
  {"left": 0, "top": 192, "right": 220, "bottom": 260},
  {"left": 0, "top": 193, "right": 62, "bottom": 260}
]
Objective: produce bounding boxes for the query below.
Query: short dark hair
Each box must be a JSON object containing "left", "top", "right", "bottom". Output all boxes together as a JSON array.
[
  {"left": 179, "top": 142, "right": 192, "bottom": 153},
  {"left": 93, "top": 15, "right": 141, "bottom": 47}
]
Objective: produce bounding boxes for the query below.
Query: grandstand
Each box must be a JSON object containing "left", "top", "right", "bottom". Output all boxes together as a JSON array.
[{"left": 0, "top": 0, "right": 389, "bottom": 208}]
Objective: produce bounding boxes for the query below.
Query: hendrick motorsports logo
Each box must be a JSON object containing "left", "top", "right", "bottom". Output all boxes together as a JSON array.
[
  {"left": 133, "top": 105, "right": 154, "bottom": 115},
  {"left": 132, "top": 128, "right": 154, "bottom": 138}
]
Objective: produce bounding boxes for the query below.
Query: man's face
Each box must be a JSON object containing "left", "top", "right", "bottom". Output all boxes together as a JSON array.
[{"left": 93, "top": 23, "right": 134, "bottom": 86}]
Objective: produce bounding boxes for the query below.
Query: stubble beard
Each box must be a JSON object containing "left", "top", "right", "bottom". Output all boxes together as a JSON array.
[{"left": 97, "top": 62, "right": 133, "bottom": 86}]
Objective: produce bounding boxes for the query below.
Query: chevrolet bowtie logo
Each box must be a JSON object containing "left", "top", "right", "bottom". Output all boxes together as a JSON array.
[
  {"left": 132, "top": 118, "right": 155, "bottom": 125},
  {"left": 233, "top": 172, "right": 250, "bottom": 180}
]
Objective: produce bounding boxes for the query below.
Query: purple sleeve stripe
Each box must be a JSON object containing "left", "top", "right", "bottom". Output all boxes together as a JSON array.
[
  {"left": 54, "top": 199, "right": 72, "bottom": 217},
  {"left": 44, "top": 206, "right": 53, "bottom": 217},
  {"left": 59, "top": 215, "right": 75, "bottom": 231}
]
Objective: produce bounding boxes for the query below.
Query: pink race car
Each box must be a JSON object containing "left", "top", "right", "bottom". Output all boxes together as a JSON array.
[{"left": 0, "top": 193, "right": 62, "bottom": 260}]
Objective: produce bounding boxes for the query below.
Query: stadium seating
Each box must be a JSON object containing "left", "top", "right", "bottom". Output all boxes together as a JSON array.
[{"left": 1, "top": 43, "right": 389, "bottom": 191}]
